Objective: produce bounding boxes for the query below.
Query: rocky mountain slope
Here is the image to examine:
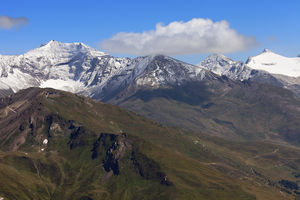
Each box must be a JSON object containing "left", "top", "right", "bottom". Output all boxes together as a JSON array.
[
  {"left": 198, "top": 50, "right": 300, "bottom": 96},
  {"left": 112, "top": 77, "right": 300, "bottom": 147},
  {"left": 1, "top": 87, "right": 300, "bottom": 199}
]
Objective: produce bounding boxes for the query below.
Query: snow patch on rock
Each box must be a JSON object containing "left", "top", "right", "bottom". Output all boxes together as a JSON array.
[
  {"left": 40, "top": 79, "right": 86, "bottom": 93},
  {"left": 43, "top": 139, "right": 48, "bottom": 145}
]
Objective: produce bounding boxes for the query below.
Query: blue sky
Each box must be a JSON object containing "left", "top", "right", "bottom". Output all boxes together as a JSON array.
[{"left": 0, "top": 0, "right": 299, "bottom": 64}]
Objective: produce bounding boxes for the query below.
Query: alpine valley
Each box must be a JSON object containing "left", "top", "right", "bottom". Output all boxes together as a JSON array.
[{"left": 1, "top": 41, "right": 300, "bottom": 199}]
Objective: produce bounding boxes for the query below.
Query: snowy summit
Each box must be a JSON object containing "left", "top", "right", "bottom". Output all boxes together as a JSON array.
[{"left": 246, "top": 49, "right": 300, "bottom": 77}]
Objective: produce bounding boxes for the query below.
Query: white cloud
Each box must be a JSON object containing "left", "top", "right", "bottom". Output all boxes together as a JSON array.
[
  {"left": 101, "top": 18, "right": 258, "bottom": 55},
  {"left": 0, "top": 15, "right": 29, "bottom": 30}
]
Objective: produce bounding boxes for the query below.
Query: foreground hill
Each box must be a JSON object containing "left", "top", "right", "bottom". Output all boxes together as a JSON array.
[{"left": 1, "top": 88, "right": 300, "bottom": 199}]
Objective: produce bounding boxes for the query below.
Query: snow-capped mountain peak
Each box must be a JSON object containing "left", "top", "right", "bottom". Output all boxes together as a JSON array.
[
  {"left": 133, "top": 55, "right": 209, "bottom": 87},
  {"left": 204, "top": 54, "right": 231, "bottom": 61},
  {"left": 263, "top": 48, "right": 272, "bottom": 53},
  {"left": 94, "top": 54, "right": 211, "bottom": 100},
  {"left": 198, "top": 54, "right": 252, "bottom": 80},
  {"left": 199, "top": 54, "right": 235, "bottom": 70},
  {"left": 26, "top": 40, "right": 107, "bottom": 58},
  {"left": 246, "top": 49, "right": 300, "bottom": 77},
  {"left": 0, "top": 41, "right": 120, "bottom": 94}
]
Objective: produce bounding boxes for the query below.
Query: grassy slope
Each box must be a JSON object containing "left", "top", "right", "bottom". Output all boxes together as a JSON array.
[
  {"left": 115, "top": 81, "right": 300, "bottom": 146},
  {"left": 0, "top": 88, "right": 299, "bottom": 199}
]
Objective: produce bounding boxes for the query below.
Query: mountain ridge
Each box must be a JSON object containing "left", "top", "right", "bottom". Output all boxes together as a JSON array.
[
  {"left": 1, "top": 41, "right": 300, "bottom": 98},
  {"left": 198, "top": 50, "right": 300, "bottom": 96},
  {"left": 0, "top": 42, "right": 217, "bottom": 101}
]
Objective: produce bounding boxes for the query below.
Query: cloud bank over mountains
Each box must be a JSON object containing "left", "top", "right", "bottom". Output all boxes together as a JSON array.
[
  {"left": 101, "top": 18, "right": 258, "bottom": 55},
  {"left": 0, "top": 15, "right": 29, "bottom": 30}
]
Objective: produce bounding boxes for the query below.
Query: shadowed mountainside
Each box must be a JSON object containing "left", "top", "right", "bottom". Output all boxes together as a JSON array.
[
  {"left": 107, "top": 78, "right": 300, "bottom": 147},
  {"left": 1, "top": 88, "right": 300, "bottom": 199}
]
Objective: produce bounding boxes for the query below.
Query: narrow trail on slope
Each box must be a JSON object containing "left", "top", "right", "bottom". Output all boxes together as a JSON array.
[
  {"left": 245, "top": 148, "right": 279, "bottom": 166},
  {"left": 32, "top": 159, "right": 52, "bottom": 199},
  {"left": 7, "top": 106, "right": 17, "bottom": 113}
]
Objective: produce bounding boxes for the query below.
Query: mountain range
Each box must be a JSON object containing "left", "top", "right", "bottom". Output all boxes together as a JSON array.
[
  {"left": 0, "top": 40, "right": 210, "bottom": 99},
  {"left": 2, "top": 40, "right": 300, "bottom": 145},
  {"left": 1, "top": 40, "right": 300, "bottom": 98}
]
